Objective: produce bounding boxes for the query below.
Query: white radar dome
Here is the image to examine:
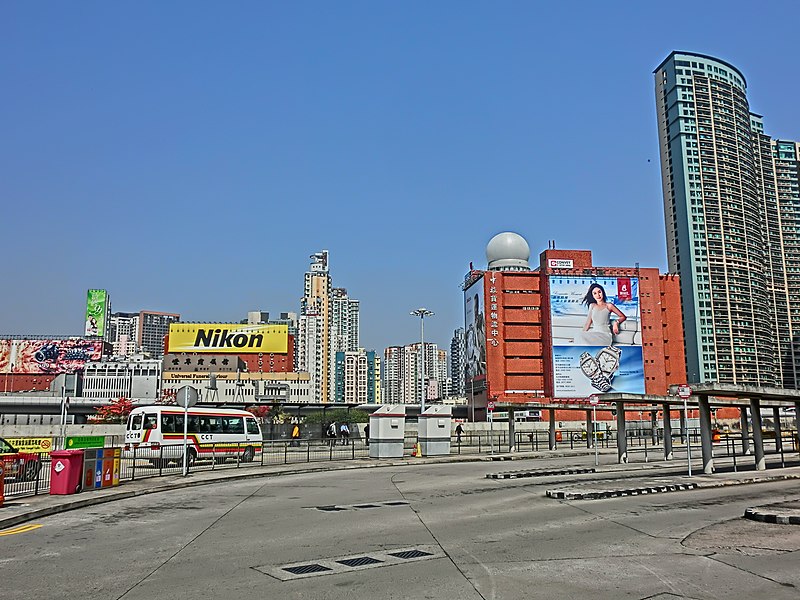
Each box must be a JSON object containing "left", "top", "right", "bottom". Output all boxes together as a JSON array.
[{"left": 486, "top": 232, "right": 531, "bottom": 271}]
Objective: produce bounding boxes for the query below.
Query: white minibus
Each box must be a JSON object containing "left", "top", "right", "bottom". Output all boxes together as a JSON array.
[{"left": 124, "top": 406, "right": 262, "bottom": 467}]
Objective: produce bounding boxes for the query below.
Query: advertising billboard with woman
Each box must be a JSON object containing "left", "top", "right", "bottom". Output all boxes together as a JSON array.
[
  {"left": 464, "top": 277, "right": 486, "bottom": 381},
  {"left": 549, "top": 276, "right": 644, "bottom": 397}
]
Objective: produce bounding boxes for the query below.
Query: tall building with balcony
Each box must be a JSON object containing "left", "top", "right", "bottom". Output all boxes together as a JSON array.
[
  {"left": 449, "top": 327, "right": 466, "bottom": 398},
  {"left": 334, "top": 349, "right": 379, "bottom": 404},
  {"left": 297, "top": 251, "right": 332, "bottom": 402},
  {"left": 328, "top": 287, "right": 360, "bottom": 400},
  {"left": 382, "top": 342, "right": 447, "bottom": 404},
  {"left": 654, "top": 51, "right": 800, "bottom": 387}
]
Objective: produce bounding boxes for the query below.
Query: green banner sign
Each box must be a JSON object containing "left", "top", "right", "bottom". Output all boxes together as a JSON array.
[
  {"left": 85, "top": 289, "right": 108, "bottom": 337},
  {"left": 66, "top": 435, "right": 106, "bottom": 449}
]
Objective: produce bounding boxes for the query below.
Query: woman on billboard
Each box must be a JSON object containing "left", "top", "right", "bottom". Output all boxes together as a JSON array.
[{"left": 580, "top": 283, "right": 626, "bottom": 346}]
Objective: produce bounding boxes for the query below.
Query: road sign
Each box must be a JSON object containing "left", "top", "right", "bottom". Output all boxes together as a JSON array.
[
  {"left": 487, "top": 401, "right": 495, "bottom": 412},
  {"left": 176, "top": 385, "right": 198, "bottom": 408},
  {"left": 589, "top": 395, "right": 599, "bottom": 405},
  {"left": 677, "top": 385, "right": 692, "bottom": 399}
]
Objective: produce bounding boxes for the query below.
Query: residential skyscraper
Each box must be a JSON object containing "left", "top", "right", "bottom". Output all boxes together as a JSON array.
[
  {"left": 334, "top": 349, "right": 379, "bottom": 403},
  {"left": 449, "top": 327, "right": 466, "bottom": 397},
  {"left": 328, "top": 287, "right": 360, "bottom": 400},
  {"left": 382, "top": 342, "right": 447, "bottom": 404},
  {"left": 655, "top": 51, "right": 800, "bottom": 387}
]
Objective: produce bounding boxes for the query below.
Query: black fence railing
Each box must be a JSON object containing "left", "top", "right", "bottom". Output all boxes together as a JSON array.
[{"left": 4, "top": 428, "right": 799, "bottom": 500}]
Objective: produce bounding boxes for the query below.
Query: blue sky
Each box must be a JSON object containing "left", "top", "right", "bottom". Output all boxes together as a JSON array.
[{"left": 3, "top": 1, "right": 799, "bottom": 354}]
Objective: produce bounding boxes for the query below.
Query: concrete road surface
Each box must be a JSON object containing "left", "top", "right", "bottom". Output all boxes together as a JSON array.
[{"left": 2, "top": 456, "right": 799, "bottom": 599}]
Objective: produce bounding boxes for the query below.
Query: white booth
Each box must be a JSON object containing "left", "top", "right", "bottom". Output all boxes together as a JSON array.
[
  {"left": 368, "top": 405, "right": 406, "bottom": 458},
  {"left": 419, "top": 405, "right": 452, "bottom": 456}
]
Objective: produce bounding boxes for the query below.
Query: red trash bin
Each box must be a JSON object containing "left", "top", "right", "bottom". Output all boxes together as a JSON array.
[{"left": 50, "top": 450, "right": 84, "bottom": 495}]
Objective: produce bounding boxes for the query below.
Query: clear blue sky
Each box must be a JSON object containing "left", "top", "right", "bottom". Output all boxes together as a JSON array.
[{"left": 3, "top": 2, "right": 799, "bottom": 354}]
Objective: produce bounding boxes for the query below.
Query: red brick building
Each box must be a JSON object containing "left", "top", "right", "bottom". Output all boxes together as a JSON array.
[{"left": 465, "top": 235, "right": 686, "bottom": 421}]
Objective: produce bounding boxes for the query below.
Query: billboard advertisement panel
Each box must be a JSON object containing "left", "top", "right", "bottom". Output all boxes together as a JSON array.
[
  {"left": 464, "top": 276, "right": 486, "bottom": 381},
  {"left": 0, "top": 338, "right": 104, "bottom": 374},
  {"left": 549, "top": 276, "right": 643, "bottom": 397},
  {"left": 85, "top": 289, "right": 109, "bottom": 337},
  {"left": 168, "top": 323, "right": 288, "bottom": 354}
]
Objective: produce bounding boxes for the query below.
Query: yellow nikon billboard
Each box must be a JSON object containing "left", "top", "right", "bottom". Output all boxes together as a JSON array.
[{"left": 168, "top": 324, "right": 288, "bottom": 353}]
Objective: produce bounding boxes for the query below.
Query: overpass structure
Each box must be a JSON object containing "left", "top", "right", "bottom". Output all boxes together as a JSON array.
[{"left": 493, "top": 383, "right": 800, "bottom": 474}]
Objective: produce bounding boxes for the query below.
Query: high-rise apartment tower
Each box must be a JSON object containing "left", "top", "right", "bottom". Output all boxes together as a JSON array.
[{"left": 655, "top": 51, "right": 800, "bottom": 386}]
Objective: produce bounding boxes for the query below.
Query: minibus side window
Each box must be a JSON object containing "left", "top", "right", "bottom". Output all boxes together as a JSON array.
[
  {"left": 246, "top": 419, "right": 260, "bottom": 435},
  {"left": 161, "top": 415, "right": 176, "bottom": 434},
  {"left": 132, "top": 414, "right": 143, "bottom": 431},
  {"left": 144, "top": 414, "right": 158, "bottom": 430}
]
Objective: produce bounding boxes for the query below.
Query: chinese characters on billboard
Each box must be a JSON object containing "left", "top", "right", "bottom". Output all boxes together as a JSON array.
[
  {"left": 549, "top": 276, "right": 644, "bottom": 397},
  {"left": 0, "top": 338, "right": 104, "bottom": 374},
  {"left": 464, "top": 277, "right": 486, "bottom": 381},
  {"left": 85, "top": 289, "right": 109, "bottom": 337}
]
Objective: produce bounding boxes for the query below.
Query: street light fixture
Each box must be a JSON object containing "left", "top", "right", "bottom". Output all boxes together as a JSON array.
[{"left": 410, "top": 308, "right": 434, "bottom": 416}]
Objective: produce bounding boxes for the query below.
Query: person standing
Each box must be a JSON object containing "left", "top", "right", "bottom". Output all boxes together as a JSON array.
[
  {"left": 340, "top": 422, "right": 350, "bottom": 445},
  {"left": 364, "top": 422, "right": 370, "bottom": 447},
  {"left": 290, "top": 423, "right": 301, "bottom": 447},
  {"left": 455, "top": 423, "right": 464, "bottom": 443},
  {"left": 327, "top": 422, "right": 337, "bottom": 447}
]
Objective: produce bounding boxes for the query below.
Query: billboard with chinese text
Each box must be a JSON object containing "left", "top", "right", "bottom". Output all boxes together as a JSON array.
[{"left": 549, "top": 276, "right": 644, "bottom": 397}]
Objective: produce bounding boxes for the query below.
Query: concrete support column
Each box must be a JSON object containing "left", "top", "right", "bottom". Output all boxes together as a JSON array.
[
  {"left": 662, "top": 403, "right": 673, "bottom": 460},
  {"left": 772, "top": 407, "right": 783, "bottom": 456},
  {"left": 795, "top": 402, "right": 800, "bottom": 454},
  {"left": 508, "top": 409, "right": 516, "bottom": 453},
  {"left": 698, "top": 395, "right": 714, "bottom": 474},
  {"left": 616, "top": 402, "right": 627, "bottom": 464},
  {"left": 548, "top": 409, "right": 556, "bottom": 450},
  {"left": 586, "top": 411, "right": 593, "bottom": 449},
  {"left": 651, "top": 411, "right": 658, "bottom": 445},
  {"left": 750, "top": 398, "right": 765, "bottom": 471},
  {"left": 740, "top": 406, "right": 751, "bottom": 455}
]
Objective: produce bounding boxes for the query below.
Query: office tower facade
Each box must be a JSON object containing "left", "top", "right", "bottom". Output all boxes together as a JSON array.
[
  {"left": 655, "top": 51, "right": 800, "bottom": 387},
  {"left": 449, "top": 327, "right": 466, "bottom": 397},
  {"left": 138, "top": 311, "right": 180, "bottom": 359}
]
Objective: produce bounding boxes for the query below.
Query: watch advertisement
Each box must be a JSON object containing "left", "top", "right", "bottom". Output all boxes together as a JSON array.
[
  {"left": 549, "top": 276, "right": 644, "bottom": 397},
  {"left": 464, "top": 276, "right": 486, "bottom": 382}
]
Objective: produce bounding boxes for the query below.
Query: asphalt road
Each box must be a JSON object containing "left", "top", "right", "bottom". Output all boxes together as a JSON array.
[{"left": 2, "top": 455, "right": 799, "bottom": 600}]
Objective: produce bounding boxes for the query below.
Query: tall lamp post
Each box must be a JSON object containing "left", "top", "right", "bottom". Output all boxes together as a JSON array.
[{"left": 410, "top": 308, "right": 434, "bottom": 416}]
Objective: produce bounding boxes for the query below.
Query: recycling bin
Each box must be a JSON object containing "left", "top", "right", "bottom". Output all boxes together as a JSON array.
[{"left": 49, "top": 449, "right": 84, "bottom": 495}]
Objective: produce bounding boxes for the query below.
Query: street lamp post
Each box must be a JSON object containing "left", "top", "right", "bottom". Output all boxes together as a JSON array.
[{"left": 410, "top": 308, "right": 434, "bottom": 416}]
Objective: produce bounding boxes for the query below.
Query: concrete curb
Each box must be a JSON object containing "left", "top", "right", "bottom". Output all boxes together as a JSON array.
[
  {"left": 546, "top": 483, "right": 698, "bottom": 500},
  {"left": 487, "top": 468, "right": 596, "bottom": 480},
  {"left": 743, "top": 507, "right": 800, "bottom": 525}
]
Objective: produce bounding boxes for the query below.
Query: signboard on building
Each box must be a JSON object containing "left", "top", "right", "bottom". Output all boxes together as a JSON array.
[
  {"left": 84, "top": 289, "right": 109, "bottom": 337},
  {"left": 464, "top": 276, "right": 486, "bottom": 381},
  {"left": 549, "top": 276, "right": 644, "bottom": 397},
  {"left": 547, "top": 259, "right": 574, "bottom": 269},
  {"left": 167, "top": 324, "right": 288, "bottom": 354},
  {"left": 162, "top": 353, "right": 241, "bottom": 372},
  {"left": 0, "top": 338, "right": 104, "bottom": 374}
]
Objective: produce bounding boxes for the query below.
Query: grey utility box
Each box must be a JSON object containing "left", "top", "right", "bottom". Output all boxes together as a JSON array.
[
  {"left": 368, "top": 405, "right": 406, "bottom": 458},
  {"left": 419, "top": 405, "right": 452, "bottom": 456}
]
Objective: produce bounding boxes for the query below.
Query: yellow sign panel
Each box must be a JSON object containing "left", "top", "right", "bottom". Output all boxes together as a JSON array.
[
  {"left": 6, "top": 437, "right": 53, "bottom": 454},
  {"left": 168, "top": 324, "right": 288, "bottom": 354}
]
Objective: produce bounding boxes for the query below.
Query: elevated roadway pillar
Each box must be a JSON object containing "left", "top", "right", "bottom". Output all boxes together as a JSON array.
[
  {"left": 740, "top": 407, "right": 751, "bottom": 455},
  {"left": 616, "top": 402, "right": 627, "bottom": 463},
  {"left": 662, "top": 403, "right": 673, "bottom": 460},
  {"left": 750, "top": 398, "right": 766, "bottom": 471},
  {"left": 698, "top": 395, "right": 714, "bottom": 474}
]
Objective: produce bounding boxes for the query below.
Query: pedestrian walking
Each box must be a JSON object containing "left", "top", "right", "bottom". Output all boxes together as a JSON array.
[
  {"left": 364, "top": 422, "right": 370, "bottom": 447},
  {"left": 455, "top": 423, "right": 464, "bottom": 443},
  {"left": 327, "top": 422, "right": 337, "bottom": 447},
  {"left": 290, "top": 423, "right": 301, "bottom": 447},
  {"left": 340, "top": 422, "right": 350, "bottom": 445}
]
